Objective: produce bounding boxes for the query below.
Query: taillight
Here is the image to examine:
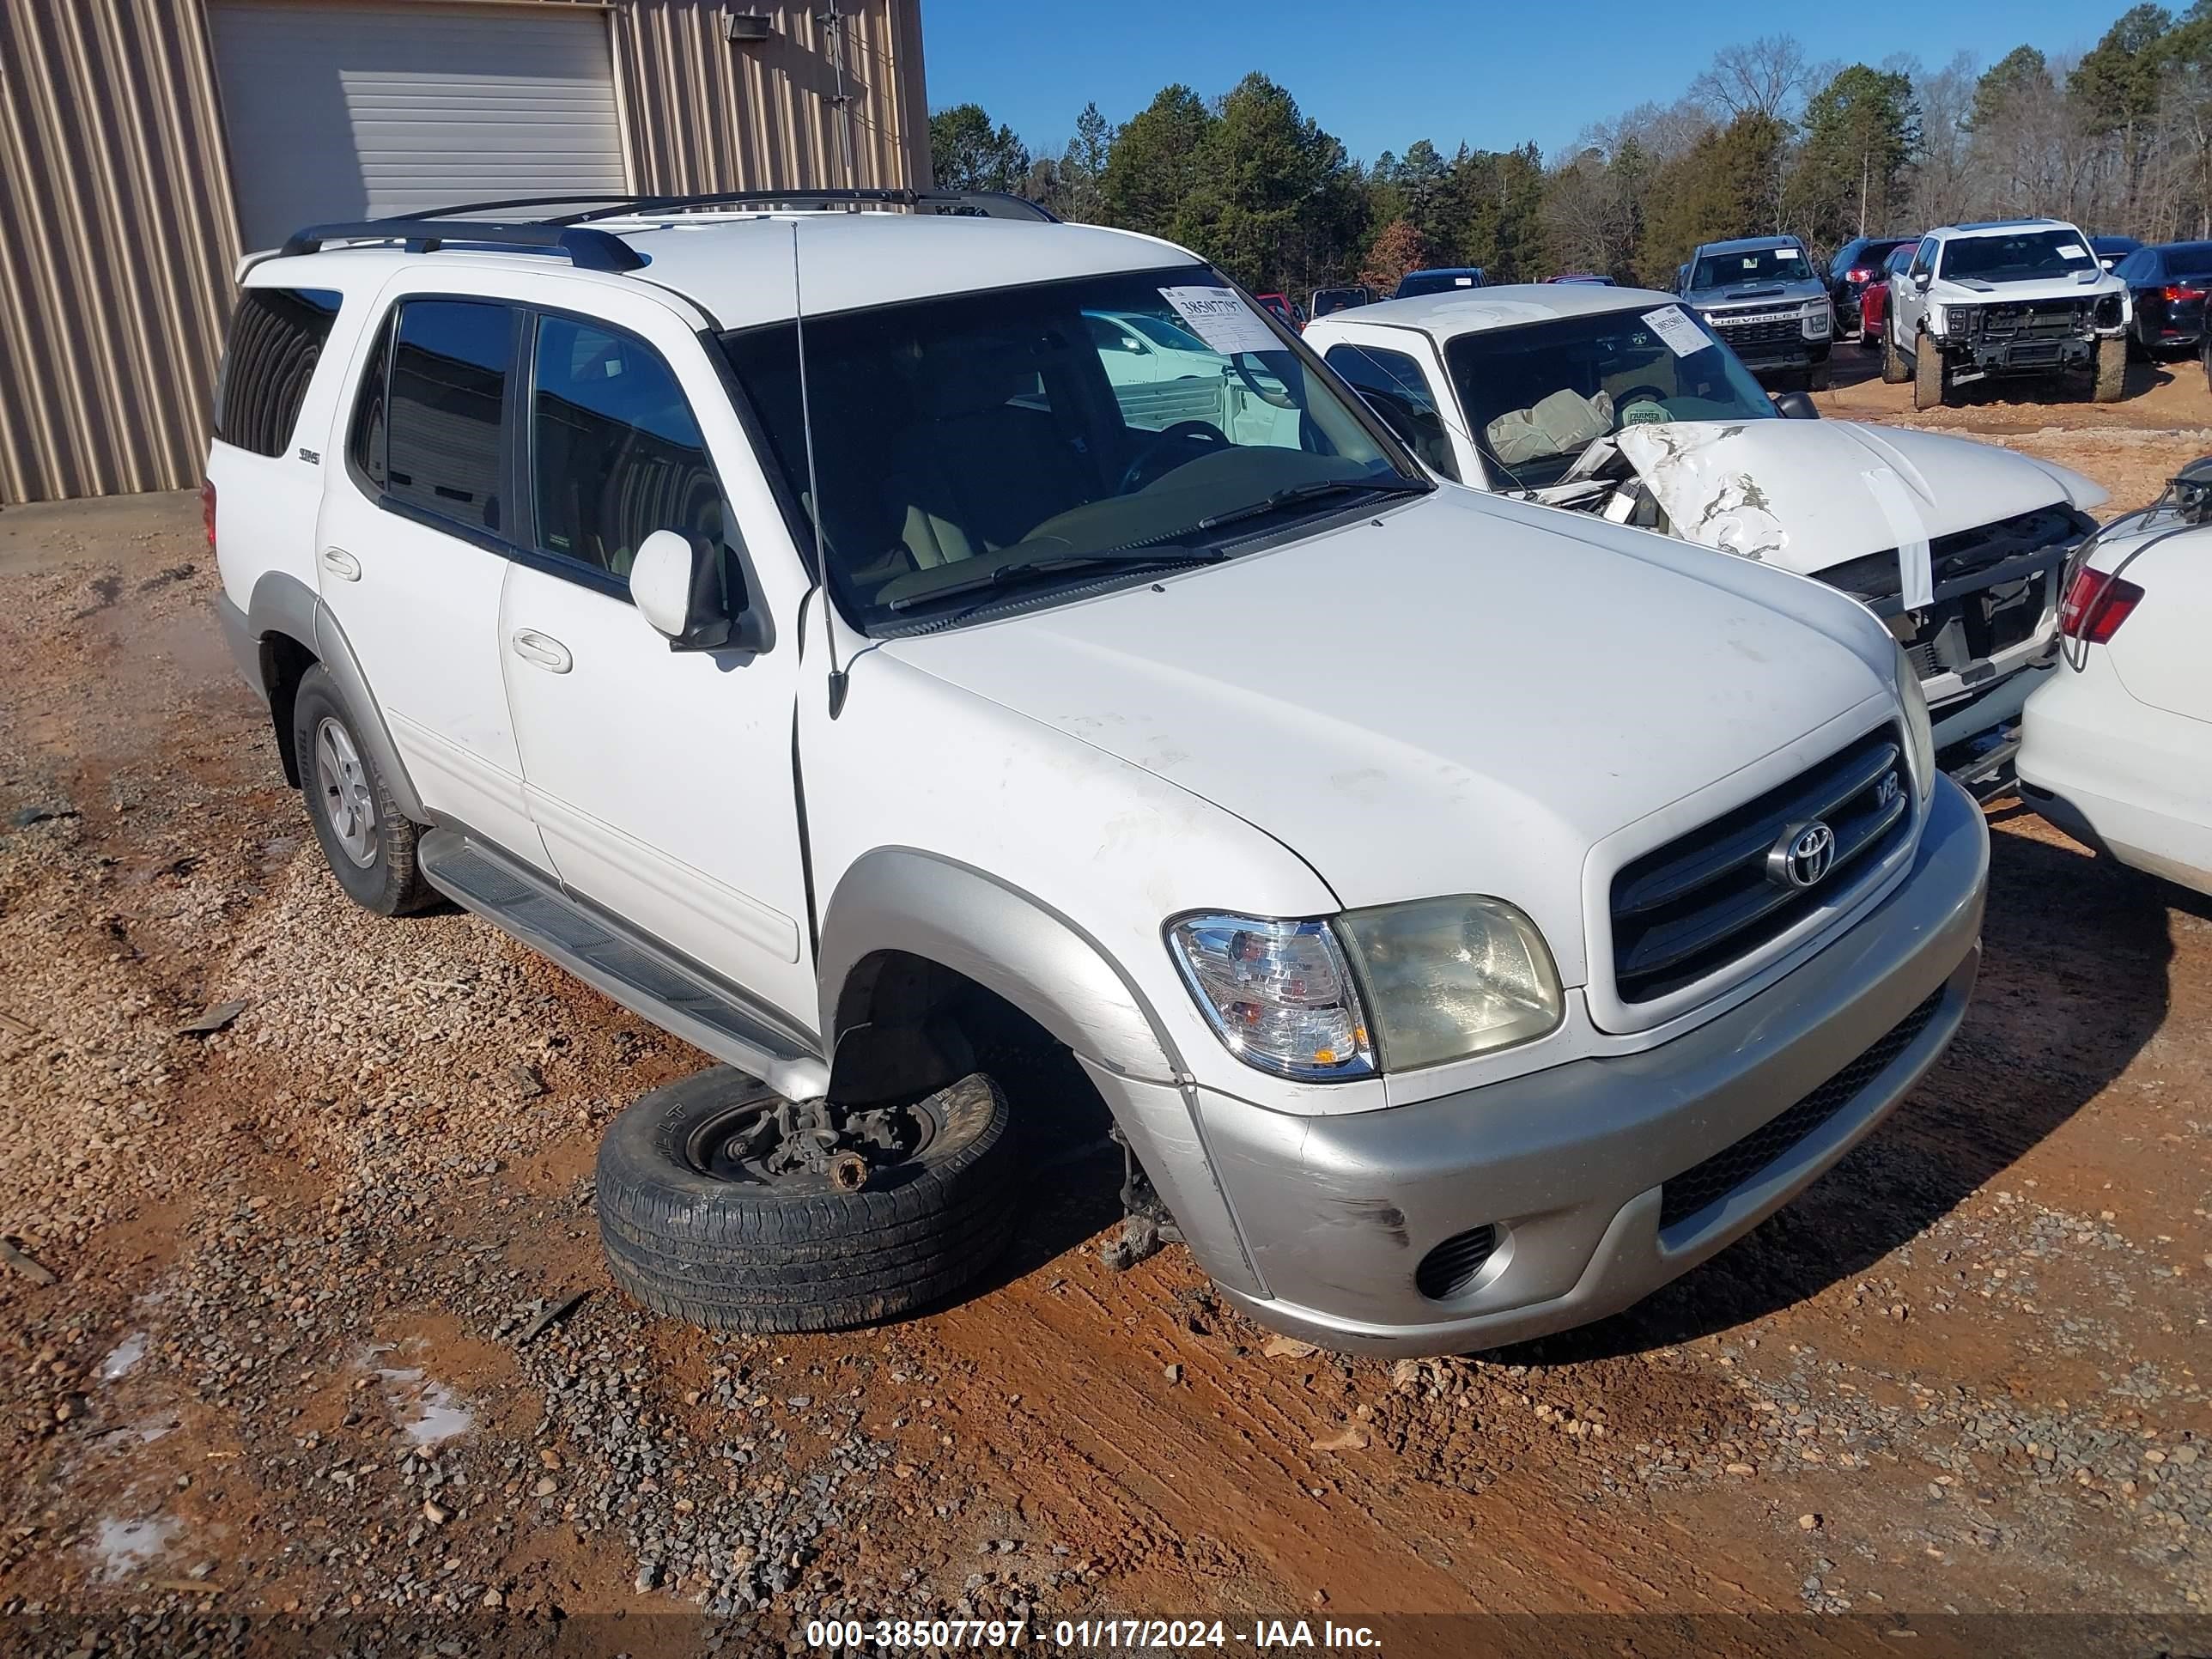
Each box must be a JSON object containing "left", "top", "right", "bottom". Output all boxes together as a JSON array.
[
  {"left": 200, "top": 479, "right": 217, "bottom": 553},
  {"left": 2060, "top": 568, "right": 2143, "bottom": 643},
  {"left": 1848, "top": 267, "right": 1872, "bottom": 282},
  {"left": 2164, "top": 284, "right": 2207, "bottom": 302}
]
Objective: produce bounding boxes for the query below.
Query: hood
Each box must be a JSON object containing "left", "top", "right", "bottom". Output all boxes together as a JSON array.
[
  {"left": 884, "top": 489, "right": 1888, "bottom": 985},
  {"left": 1689, "top": 278, "right": 1826, "bottom": 307},
  {"left": 1615, "top": 419, "right": 2108, "bottom": 575},
  {"left": 1929, "top": 270, "right": 2123, "bottom": 304}
]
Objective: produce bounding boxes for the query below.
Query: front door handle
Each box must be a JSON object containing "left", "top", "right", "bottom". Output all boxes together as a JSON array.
[
  {"left": 320, "top": 547, "right": 362, "bottom": 582},
  {"left": 510, "top": 629, "right": 573, "bottom": 674}
]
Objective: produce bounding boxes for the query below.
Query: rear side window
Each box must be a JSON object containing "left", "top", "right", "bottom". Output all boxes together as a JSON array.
[
  {"left": 366, "top": 299, "right": 517, "bottom": 533},
  {"left": 213, "top": 287, "right": 342, "bottom": 457}
]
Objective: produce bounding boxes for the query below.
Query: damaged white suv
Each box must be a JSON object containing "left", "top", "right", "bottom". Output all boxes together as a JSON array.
[
  {"left": 210, "top": 192, "right": 1987, "bottom": 1356},
  {"left": 1304, "top": 283, "right": 2106, "bottom": 795}
]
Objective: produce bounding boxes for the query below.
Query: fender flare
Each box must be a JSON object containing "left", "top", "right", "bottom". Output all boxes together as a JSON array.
[
  {"left": 816, "top": 848, "right": 1264, "bottom": 1295},
  {"left": 246, "top": 570, "right": 428, "bottom": 823}
]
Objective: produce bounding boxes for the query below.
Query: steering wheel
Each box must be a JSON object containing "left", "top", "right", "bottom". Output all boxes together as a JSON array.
[
  {"left": 1234, "top": 354, "right": 1300, "bottom": 410},
  {"left": 1118, "top": 420, "right": 1230, "bottom": 494},
  {"left": 1613, "top": 384, "right": 1672, "bottom": 426}
]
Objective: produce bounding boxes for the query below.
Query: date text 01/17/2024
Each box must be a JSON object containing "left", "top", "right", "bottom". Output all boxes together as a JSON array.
[{"left": 802, "top": 1618, "right": 1385, "bottom": 1650}]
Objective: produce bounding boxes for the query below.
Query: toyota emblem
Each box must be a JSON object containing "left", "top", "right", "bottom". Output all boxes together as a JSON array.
[{"left": 1767, "top": 821, "right": 1836, "bottom": 890}]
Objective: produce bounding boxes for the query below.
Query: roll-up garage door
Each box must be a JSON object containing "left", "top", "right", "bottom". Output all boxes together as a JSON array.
[{"left": 211, "top": 3, "right": 629, "bottom": 252}]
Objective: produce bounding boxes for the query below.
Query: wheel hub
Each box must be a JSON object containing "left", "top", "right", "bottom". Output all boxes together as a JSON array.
[
  {"left": 690, "top": 1093, "right": 936, "bottom": 1192},
  {"left": 313, "top": 716, "right": 378, "bottom": 869}
]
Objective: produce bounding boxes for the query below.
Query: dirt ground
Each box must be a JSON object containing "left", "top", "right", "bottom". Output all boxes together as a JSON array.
[{"left": 1, "top": 362, "right": 2209, "bottom": 1656}]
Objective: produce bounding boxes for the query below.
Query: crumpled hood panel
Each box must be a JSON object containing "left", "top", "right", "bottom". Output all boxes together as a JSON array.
[
  {"left": 1929, "top": 273, "right": 2122, "bottom": 305},
  {"left": 1615, "top": 419, "right": 2106, "bottom": 575},
  {"left": 887, "top": 489, "right": 1888, "bottom": 985}
]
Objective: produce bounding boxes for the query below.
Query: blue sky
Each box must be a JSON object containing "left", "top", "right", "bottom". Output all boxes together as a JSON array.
[{"left": 921, "top": 0, "right": 2112, "bottom": 166}]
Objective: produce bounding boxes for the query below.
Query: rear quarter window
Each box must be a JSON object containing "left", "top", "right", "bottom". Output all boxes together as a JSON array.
[{"left": 213, "top": 288, "right": 343, "bottom": 457}]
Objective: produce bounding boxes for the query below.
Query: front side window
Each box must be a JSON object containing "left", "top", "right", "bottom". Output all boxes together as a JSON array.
[
  {"left": 1692, "top": 245, "right": 1813, "bottom": 289},
  {"left": 213, "top": 287, "right": 342, "bottom": 458},
  {"left": 531, "top": 316, "right": 724, "bottom": 578},
  {"left": 1911, "top": 239, "right": 1939, "bottom": 279},
  {"left": 1324, "top": 343, "right": 1459, "bottom": 481},
  {"left": 1443, "top": 306, "right": 1774, "bottom": 490},
  {"left": 1938, "top": 230, "right": 2095, "bottom": 283},
  {"left": 380, "top": 299, "right": 516, "bottom": 533},
  {"left": 720, "top": 264, "right": 1417, "bottom": 630}
]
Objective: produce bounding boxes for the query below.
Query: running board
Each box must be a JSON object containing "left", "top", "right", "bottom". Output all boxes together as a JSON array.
[{"left": 417, "top": 830, "right": 830, "bottom": 1100}]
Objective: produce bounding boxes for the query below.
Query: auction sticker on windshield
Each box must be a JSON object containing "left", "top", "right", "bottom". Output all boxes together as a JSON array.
[
  {"left": 2057, "top": 243, "right": 2091, "bottom": 261},
  {"left": 1642, "top": 305, "right": 1708, "bottom": 358},
  {"left": 1159, "top": 287, "right": 1280, "bottom": 356}
]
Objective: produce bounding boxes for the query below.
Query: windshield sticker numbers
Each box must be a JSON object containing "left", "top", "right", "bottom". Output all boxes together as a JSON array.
[
  {"left": 1158, "top": 288, "right": 1281, "bottom": 357},
  {"left": 1642, "top": 306, "right": 1708, "bottom": 358},
  {"left": 2057, "top": 243, "right": 2092, "bottom": 262}
]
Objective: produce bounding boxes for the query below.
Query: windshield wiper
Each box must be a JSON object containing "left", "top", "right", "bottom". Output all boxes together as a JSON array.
[
  {"left": 1192, "top": 476, "right": 1430, "bottom": 534},
  {"left": 887, "top": 545, "right": 1225, "bottom": 611}
]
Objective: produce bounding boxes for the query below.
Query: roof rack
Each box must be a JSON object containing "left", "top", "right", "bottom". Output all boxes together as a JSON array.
[
  {"left": 270, "top": 186, "right": 1060, "bottom": 272},
  {"left": 278, "top": 218, "right": 646, "bottom": 271}
]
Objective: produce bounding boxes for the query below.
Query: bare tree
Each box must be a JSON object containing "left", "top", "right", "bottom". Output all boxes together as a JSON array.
[
  {"left": 1692, "top": 36, "right": 1819, "bottom": 125},
  {"left": 1909, "top": 53, "right": 1981, "bottom": 228}
]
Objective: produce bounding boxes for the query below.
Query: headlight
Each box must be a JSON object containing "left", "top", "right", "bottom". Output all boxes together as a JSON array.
[
  {"left": 1336, "top": 896, "right": 1562, "bottom": 1071},
  {"left": 1167, "top": 897, "right": 1563, "bottom": 1081},
  {"left": 1894, "top": 641, "right": 1936, "bottom": 802},
  {"left": 1802, "top": 301, "right": 1832, "bottom": 337},
  {"left": 1166, "top": 915, "right": 1374, "bottom": 1080}
]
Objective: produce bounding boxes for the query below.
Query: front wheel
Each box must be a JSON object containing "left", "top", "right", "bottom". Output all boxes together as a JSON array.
[
  {"left": 1807, "top": 359, "right": 1832, "bottom": 392},
  {"left": 292, "top": 665, "right": 434, "bottom": 915},
  {"left": 1911, "top": 334, "right": 1949, "bottom": 410},
  {"left": 2091, "top": 335, "right": 2125, "bottom": 404}
]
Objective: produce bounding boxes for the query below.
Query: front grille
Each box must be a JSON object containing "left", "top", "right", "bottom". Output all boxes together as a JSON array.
[
  {"left": 1415, "top": 1224, "right": 1499, "bottom": 1300},
  {"left": 1609, "top": 726, "right": 1911, "bottom": 1005},
  {"left": 1972, "top": 299, "right": 2083, "bottom": 341},
  {"left": 1710, "top": 313, "right": 1802, "bottom": 348},
  {"left": 1658, "top": 987, "right": 1946, "bottom": 1232},
  {"left": 1814, "top": 504, "right": 2085, "bottom": 612}
]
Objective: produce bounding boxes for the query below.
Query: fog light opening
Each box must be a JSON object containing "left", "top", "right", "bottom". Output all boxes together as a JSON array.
[{"left": 1414, "top": 1224, "right": 1502, "bottom": 1302}]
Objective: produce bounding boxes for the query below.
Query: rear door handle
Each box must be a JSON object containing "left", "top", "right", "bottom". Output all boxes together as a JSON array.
[
  {"left": 510, "top": 629, "right": 573, "bottom": 674},
  {"left": 320, "top": 547, "right": 362, "bottom": 582}
]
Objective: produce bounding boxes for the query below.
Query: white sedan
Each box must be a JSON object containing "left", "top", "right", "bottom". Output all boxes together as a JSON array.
[{"left": 2019, "top": 490, "right": 2212, "bottom": 895}]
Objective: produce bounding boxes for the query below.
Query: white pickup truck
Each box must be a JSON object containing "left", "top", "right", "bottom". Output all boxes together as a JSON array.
[
  {"left": 1304, "top": 282, "right": 2106, "bottom": 797},
  {"left": 210, "top": 191, "right": 1986, "bottom": 1356}
]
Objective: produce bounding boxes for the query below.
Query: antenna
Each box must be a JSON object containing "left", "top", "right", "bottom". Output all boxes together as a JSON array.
[{"left": 790, "top": 221, "right": 849, "bottom": 717}]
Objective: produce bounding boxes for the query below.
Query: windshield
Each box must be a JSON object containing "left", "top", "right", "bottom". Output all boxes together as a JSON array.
[
  {"left": 1311, "top": 288, "right": 1368, "bottom": 316},
  {"left": 720, "top": 265, "right": 1415, "bottom": 629},
  {"left": 1939, "top": 229, "right": 2095, "bottom": 283},
  {"left": 1396, "top": 270, "right": 1483, "bottom": 297},
  {"left": 1692, "top": 246, "right": 1812, "bottom": 289},
  {"left": 1442, "top": 304, "right": 1775, "bottom": 490}
]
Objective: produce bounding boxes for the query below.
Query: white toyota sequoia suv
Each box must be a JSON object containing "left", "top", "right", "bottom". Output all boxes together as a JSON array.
[{"left": 210, "top": 191, "right": 1989, "bottom": 1356}]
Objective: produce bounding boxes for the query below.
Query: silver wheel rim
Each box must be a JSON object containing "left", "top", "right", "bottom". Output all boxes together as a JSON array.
[{"left": 313, "top": 716, "right": 378, "bottom": 869}]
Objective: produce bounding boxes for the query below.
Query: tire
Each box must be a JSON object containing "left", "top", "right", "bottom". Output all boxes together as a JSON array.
[
  {"left": 1881, "top": 325, "right": 1910, "bottom": 384},
  {"left": 596, "top": 1069, "right": 1020, "bottom": 1333},
  {"left": 291, "top": 665, "right": 435, "bottom": 915},
  {"left": 1860, "top": 321, "right": 1883, "bottom": 354},
  {"left": 1807, "top": 358, "right": 1832, "bottom": 392},
  {"left": 2091, "top": 335, "right": 2125, "bottom": 404},
  {"left": 1911, "top": 333, "right": 1948, "bottom": 410}
]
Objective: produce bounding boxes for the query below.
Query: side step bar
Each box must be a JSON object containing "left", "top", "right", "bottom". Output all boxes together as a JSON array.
[{"left": 417, "top": 830, "right": 830, "bottom": 1101}]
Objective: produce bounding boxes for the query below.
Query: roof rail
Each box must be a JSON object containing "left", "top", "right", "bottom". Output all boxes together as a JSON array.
[
  {"left": 555, "top": 187, "right": 1060, "bottom": 224},
  {"left": 278, "top": 218, "right": 646, "bottom": 271}
]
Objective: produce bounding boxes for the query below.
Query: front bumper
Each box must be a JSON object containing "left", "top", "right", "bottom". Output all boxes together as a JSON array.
[
  {"left": 1948, "top": 334, "right": 2095, "bottom": 374},
  {"left": 1196, "top": 775, "right": 1989, "bottom": 1357}
]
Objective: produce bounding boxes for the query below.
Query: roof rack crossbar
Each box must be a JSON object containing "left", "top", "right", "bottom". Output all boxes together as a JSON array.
[{"left": 277, "top": 219, "right": 647, "bottom": 271}]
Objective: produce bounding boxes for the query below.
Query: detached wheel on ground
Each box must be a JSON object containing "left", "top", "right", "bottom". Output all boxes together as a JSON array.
[
  {"left": 291, "top": 665, "right": 435, "bottom": 915},
  {"left": 2091, "top": 335, "right": 2126, "bottom": 404},
  {"left": 1911, "top": 334, "right": 1948, "bottom": 410},
  {"left": 595, "top": 1068, "right": 1020, "bottom": 1333}
]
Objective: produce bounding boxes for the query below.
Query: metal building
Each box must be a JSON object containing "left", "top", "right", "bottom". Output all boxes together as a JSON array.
[{"left": 0, "top": 0, "right": 932, "bottom": 504}]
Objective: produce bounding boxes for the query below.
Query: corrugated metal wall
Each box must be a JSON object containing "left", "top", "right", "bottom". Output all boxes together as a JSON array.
[
  {"left": 0, "top": 0, "right": 244, "bottom": 504},
  {"left": 0, "top": 0, "right": 927, "bottom": 505}
]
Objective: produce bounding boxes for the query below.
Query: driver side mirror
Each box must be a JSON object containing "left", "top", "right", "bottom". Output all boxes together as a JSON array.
[
  {"left": 1911, "top": 272, "right": 1931, "bottom": 292},
  {"left": 631, "top": 528, "right": 744, "bottom": 652},
  {"left": 1771, "top": 390, "right": 1820, "bottom": 420}
]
